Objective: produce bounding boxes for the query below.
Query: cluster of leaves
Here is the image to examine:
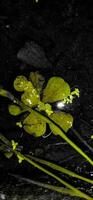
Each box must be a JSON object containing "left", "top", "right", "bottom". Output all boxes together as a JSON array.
[
  {"left": 0, "top": 71, "right": 93, "bottom": 200},
  {"left": 0, "top": 71, "right": 93, "bottom": 167},
  {"left": 8, "top": 71, "right": 75, "bottom": 137}
]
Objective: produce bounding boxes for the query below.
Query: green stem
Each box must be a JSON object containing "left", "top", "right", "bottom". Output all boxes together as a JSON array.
[
  {"left": 9, "top": 173, "right": 77, "bottom": 197},
  {"left": 29, "top": 155, "right": 93, "bottom": 185},
  {"left": 0, "top": 132, "right": 92, "bottom": 199},
  {"left": 0, "top": 90, "right": 93, "bottom": 199},
  {"left": 72, "top": 128, "right": 93, "bottom": 153},
  {"left": 14, "top": 151, "right": 93, "bottom": 200},
  {"left": 30, "top": 109, "right": 93, "bottom": 166},
  {"left": 0, "top": 89, "right": 93, "bottom": 165},
  {"left": 14, "top": 98, "right": 93, "bottom": 166}
]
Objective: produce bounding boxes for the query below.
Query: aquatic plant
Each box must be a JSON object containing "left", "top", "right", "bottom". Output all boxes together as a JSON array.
[
  {"left": 0, "top": 71, "right": 93, "bottom": 164},
  {"left": 0, "top": 133, "right": 93, "bottom": 200},
  {"left": 0, "top": 71, "right": 93, "bottom": 199}
]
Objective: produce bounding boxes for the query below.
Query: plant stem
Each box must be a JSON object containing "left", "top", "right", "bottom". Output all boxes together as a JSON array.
[
  {"left": 0, "top": 133, "right": 11, "bottom": 146},
  {"left": 0, "top": 90, "right": 93, "bottom": 163},
  {"left": 0, "top": 132, "right": 92, "bottom": 200},
  {"left": 8, "top": 173, "right": 77, "bottom": 197},
  {"left": 72, "top": 128, "right": 93, "bottom": 153},
  {"left": 29, "top": 155, "right": 93, "bottom": 184},
  {"left": 30, "top": 109, "right": 93, "bottom": 166},
  {"left": 14, "top": 151, "right": 93, "bottom": 200},
  {"left": 13, "top": 96, "right": 93, "bottom": 166}
]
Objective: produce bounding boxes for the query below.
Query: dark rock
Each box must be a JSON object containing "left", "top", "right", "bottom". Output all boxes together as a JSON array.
[{"left": 17, "top": 41, "right": 52, "bottom": 69}]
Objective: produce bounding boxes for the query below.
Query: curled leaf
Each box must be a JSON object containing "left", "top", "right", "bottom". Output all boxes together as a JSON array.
[
  {"left": 42, "top": 77, "right": 70, "bottom": 103},
  {"left": 14, "top": 75, "right": 34, "bottom": 92},
  {"left": 49, "top": 111, "right": 73, "bottom": 135},
  {"left": 23, "top": 112, "right": 46, "bottom": 137}
]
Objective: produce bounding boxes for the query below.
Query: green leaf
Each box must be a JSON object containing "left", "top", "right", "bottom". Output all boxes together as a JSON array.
[
  {"left": 49, "top": 111, "right": 73, "bottom": 135},
  {"left": 23, "top": 112, "right": 46, "bottom": 137},
  {"left": 4, "top": 152, "right": 13, "bottom": 159},
  {"left": 21, "top": 89, "right": 40, "bottom": 107},
  {"left": 42, "top": 77, "right": 70, "bottom": 103},
  {"left": 8, "top": 105, "right": 22, "bottom": 116},
  {"left": 14, "top": 75, "right": 34, "bottom": 92},
  {"left": 29, "top": 71, "right": 45, "bottom": 94}
]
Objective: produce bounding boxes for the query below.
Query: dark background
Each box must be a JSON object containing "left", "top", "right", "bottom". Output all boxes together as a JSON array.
[{"left": 0, "top": 0, "right": 93, "bottom": 199}]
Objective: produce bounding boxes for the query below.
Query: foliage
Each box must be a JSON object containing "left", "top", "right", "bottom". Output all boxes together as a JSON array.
[
  {"left": 42, "top": 76, "right": 71, "bottom": 103},
  {"left": 0, "top": 71, "right": 93, "bottom": 199},
  {"left": 9, "top": 72, "right": 74, "bottom": 136},
  {"left": 0, "top": 71, "right": 92, "bottom": 164}
]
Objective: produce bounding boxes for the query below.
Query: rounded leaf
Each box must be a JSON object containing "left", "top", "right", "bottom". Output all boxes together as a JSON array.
[
  {"left": 23, "top": 112, "right": 46, "bottom": 137},
  {"left": 21, "top": 89, "right": 40, "bottom": 107},
  {"left": 42, "top": 77, "right": 70, "bottom": 103},
  {"left": 49, "top": 111, "right": 73, "bottom": 135},
  {"left": 8, "top": 105, "right": 22, "bottom": 116}
]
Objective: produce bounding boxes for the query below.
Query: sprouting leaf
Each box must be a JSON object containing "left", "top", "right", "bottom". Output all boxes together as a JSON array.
[
  {"left": 11, "top": 140, "right": 18, "bottom": 150},
  {"left": 42, "top": 77, "right": 70, "bottom": 103},
  {"left": 21, "top": 89, "right": 40, "bottom": 107},
  {"left": 37, "top": 101, "right": 45, "bottom": 111},
  {"left": 16, "top": 121, "right": 23, "bottom": 128},
  {"left": 29, "top": 71, "right": 45, "bottom": 93},
  {"left": 44, "top": 103, "right": 53, "bottom": 116},
  {"left": 38, "top": 101, "right": 53, "bottom": 116},
  {"left": 23, "top": 112, "right": 46, "bottom": 137},
  {"left": 49, "top": 111, "right": 73, "bottom": 135},
  {"left": 4, "top": 152, "right": 13, "bottom": 159},
  {"left": 63, "top": 88, "right": 80, "bottom": 104},
  {"left": 14, "top": 75, "right": 34, "bottom": 92},
  {"left": 17, "top": 153, "right": 24, "bottom": 163},
  {"left": 71, "top": 88, "right": 80, "bottom": 97},
  {"left": 8, "top": 105, "right": 22, "bottom": 116}
]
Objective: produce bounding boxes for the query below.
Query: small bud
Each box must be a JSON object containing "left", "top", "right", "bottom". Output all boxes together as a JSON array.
[{"left": 11, "top": 140, "right": 18, "bottom": 150}]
